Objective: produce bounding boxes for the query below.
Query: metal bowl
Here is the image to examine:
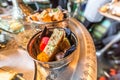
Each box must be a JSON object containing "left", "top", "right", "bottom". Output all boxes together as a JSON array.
[
  {"left": 27, "top": 27, "right": 78, "bottom": 69},
  {"left": 34, "top": 18, "right": 97, "bottom": 80}
]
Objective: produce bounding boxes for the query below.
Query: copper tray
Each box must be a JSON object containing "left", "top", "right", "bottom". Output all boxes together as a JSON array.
[{"left": 0, "top": 18, "right": 97, "bottom": 80}]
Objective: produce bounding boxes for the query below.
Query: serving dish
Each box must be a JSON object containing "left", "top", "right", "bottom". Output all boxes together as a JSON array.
[{"left": 34, "top": 18, "right": 97, "bottom": 80}]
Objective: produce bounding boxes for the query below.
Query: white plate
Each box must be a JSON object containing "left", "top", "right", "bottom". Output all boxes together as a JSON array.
[{"left": 0, "top": 49, "right": 35, "bottom": 80}]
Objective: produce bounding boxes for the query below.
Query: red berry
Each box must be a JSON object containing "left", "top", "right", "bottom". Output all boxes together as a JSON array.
[
  {"left": 99, "top": 76, "right": 106, "bottom": 80},
  {"left": 39, "top": 37, "right": 49, "bottom": 51}
]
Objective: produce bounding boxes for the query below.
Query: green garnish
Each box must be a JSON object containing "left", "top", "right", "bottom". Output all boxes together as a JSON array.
[{"left": 53, "top": 8, "right": 58, "bottom": 12}]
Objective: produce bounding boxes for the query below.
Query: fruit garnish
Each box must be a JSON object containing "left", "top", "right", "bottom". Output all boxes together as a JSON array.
[
  {"left": 37, "top": 52, "right": 49, "bottom": 62},
  {"left": 39, "top": 37, "right": 49, "bottom": 51}
]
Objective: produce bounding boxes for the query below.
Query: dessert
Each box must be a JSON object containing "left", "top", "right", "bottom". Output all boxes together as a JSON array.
[
  {"left": 37, "top": 28, "right": 71, "bottom": 62},
  {"left": 28, "top": 27, "right": 77, "bottom": 62}
]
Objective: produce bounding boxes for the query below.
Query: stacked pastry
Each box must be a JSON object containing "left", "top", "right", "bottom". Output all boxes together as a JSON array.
[
  {"left": 37, "top": 28, "right": 71, "bottom": 62},
  {"left": 27, "top": 8, "right": 64, "bottom": 22}
]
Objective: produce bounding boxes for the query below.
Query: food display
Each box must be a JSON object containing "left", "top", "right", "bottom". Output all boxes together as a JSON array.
[
  {"left": 37, "top": 28, "right": 70, "bottom": 62},
  {"left": 0, "top": 19, "right": 24, "bottom": 34},
  {"left": 27, "top": 8, "right": 67, "bottom": 23},
  {"left": 9, "top": 20, "right": 24, "bottom": 33},
  {"left": 28, "top": 27, "right": 77, "bottom": 62},
  {"left": 0, "top": 0, "right": 97, "bottom": 79},
  {"left": 100, "top": 1, "right": 120, "bottom": 17}
]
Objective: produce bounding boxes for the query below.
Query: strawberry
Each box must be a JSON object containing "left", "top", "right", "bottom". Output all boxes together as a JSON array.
[{"left": 39, "top": 37, "right": 49, "bottom": 51}]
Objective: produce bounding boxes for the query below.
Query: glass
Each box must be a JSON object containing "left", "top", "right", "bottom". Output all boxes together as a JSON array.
[
  {"left": 0, "top": 19, "right": 38, "bottom": 50},
  {"left": 27, "top": 27, "right": 78, "bottom": 79}
]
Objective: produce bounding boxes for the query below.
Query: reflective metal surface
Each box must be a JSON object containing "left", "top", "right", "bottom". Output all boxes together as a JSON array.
[
  {"left": 0, "top": 18, "right": 97, "bottom": 80},
  {"left": 35, "top": 18, "right": 97, "bottom": 80}
]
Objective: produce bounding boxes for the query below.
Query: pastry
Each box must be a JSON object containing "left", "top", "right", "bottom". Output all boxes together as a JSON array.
[{"left": 37, "top": 29, "right": 65, "bottom": 62}]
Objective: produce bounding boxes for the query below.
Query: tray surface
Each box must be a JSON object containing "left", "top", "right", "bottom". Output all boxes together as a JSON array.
[
  {"left": 0, "top": 49, "right": 35, "bottom": 80},
  {"left": 0, "top": 18, "right": 97, "bottom": 80}
]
